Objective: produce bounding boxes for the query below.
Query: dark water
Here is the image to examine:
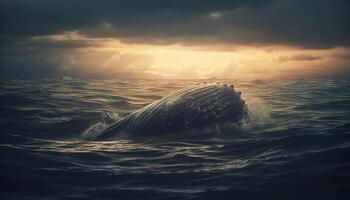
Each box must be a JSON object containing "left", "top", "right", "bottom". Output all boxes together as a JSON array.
[{"left": 1, "top": 79, "right": 350, "bottom": 199}]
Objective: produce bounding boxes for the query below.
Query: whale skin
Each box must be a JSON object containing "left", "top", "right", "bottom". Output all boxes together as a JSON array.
[{"left": 96, "top": 82, "right": 246, "bottom": 139}]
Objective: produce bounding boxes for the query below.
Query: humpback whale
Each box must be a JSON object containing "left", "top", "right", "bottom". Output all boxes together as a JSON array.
[{"left": 96, "top": 82, "right": 246, "bottom": 139}]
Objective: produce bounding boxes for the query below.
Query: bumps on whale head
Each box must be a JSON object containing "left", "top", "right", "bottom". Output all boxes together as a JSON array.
[{"left": 200, "top": 81, "right": 234, "bottom": 88}]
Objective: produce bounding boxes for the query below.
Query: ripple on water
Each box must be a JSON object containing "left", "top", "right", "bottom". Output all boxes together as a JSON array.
[{"left": 1, "top": 79, "right": 350, "bottom": 199}]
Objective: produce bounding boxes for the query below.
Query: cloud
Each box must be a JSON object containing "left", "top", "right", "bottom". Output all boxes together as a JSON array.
[
  {"left": 0, "top": 49, "right": 159, "bottom": 79},
  {"left": 333, "top": 52, "right": 350, "bottom": 60},
  {"left": 1, "top": 0, "right": 349, "bottom": 48},
  {"left": 0, "top": 34, "right": 159, "bottom": 79},
  {"left": 0, "top": 51, "right": 63, "bottom": 79},
  {"left": 1, "top": 0, "right": 349, "bottom": 79},
  {"left": 276, "top": 53, "right": 321, "bottom": 62}
]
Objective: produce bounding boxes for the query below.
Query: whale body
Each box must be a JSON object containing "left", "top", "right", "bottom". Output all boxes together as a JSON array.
[{"left": 96, "top": 83, "right": 246, "bottom": 139}]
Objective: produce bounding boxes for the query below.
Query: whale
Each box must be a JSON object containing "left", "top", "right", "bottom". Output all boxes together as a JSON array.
[{"left": 96, "top": 82, "right": 246, "bottom": 139}]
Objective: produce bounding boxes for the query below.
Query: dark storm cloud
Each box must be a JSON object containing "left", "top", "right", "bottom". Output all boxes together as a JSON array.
[
  {"left": 0, "top": 0, "right": 267, "bottom": 36},
  {"left": 0, "top": 49, "right": 64, "bottom": 78},
  {"left": 1, "top": 0, "right": 350, "bottom": 79},
  {"left": 1, "top": 0, "right": 349, "bottom": 48}
]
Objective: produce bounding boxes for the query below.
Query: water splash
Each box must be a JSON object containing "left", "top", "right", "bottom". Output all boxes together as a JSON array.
[
  {"left": 241, "top": 98, "right": 273, "bottom": 130},
  {"left": 81, "top": 111, "right": 121, "bottom": 140}
]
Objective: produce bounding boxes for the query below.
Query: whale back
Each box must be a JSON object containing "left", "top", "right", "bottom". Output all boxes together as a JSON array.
[{"left": 98, "top": 83, "right": 245, "bottom": 139}]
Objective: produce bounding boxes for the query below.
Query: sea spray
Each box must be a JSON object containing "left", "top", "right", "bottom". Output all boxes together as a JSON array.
[
  {"left": 241, "top": 97, "right": 273, "bottom": 131},
  {"left": 81, "top": 111, "right": 121, "bottom": 140}
]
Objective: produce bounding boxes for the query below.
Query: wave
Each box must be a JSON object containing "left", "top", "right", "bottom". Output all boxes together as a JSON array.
[{"left": 1, "top": 78, "right": 350, "bottom": 200}]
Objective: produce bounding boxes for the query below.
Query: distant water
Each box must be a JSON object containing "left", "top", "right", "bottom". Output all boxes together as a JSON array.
[{"left": 1, "top": 79, "right": 350, "bottom": 200}]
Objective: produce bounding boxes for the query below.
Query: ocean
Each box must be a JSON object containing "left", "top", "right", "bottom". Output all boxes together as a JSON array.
[{"left": 1, "top": 79, "right": 349, "bottom": 199}]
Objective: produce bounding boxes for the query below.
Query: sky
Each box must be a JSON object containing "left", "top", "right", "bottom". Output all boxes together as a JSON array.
[{"left": 1, "top": 0, "right": 349, "bottom": 79}]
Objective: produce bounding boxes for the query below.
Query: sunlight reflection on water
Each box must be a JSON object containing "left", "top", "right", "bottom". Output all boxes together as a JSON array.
[{"left": 1, "top": 78, "right": 350, "bottom": 199}]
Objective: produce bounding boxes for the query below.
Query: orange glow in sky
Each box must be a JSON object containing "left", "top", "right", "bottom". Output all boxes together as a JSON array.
[{"left": 33, "top": 32, "right": 350, "bottom": 79}]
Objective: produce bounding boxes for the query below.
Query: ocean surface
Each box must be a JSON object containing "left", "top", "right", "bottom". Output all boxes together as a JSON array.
[{"left": 1, "top": 79, "right": 349, "bottom": 200}]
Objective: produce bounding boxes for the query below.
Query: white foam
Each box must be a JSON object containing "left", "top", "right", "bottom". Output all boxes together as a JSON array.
[
  {"left": 81, "top": 112, "right": 121, "bottom": 140},
  {"left": 241, "top": 98, "right": 273, "bottom": 130}
]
